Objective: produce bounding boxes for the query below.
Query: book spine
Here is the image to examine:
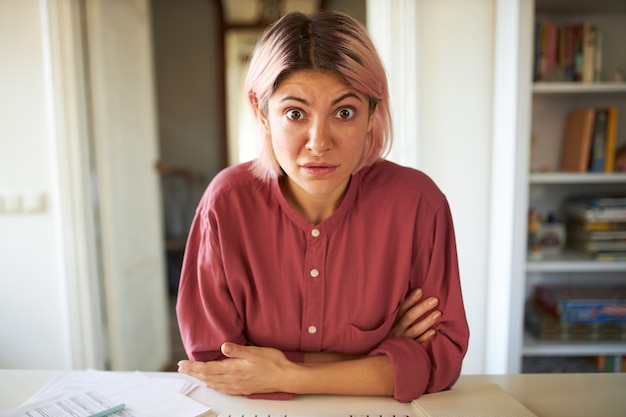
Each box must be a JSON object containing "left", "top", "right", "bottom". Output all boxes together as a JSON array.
[
  {"left": 573, "top": 24, "right": 584, "bottom": 81},
  {"left": 564, "top": 24, "right": 576, "bottom": 81},
  {"left": 566, "top": 204, "right": 626, "bottom": 222},
  {"left": 559, "top": 301, "right": 626, "bottom": 323},
  {"left": 582, "top": 23, "right": 597, "bottom": 83},
  {"left": 604, "top": 107, "right": 619, "bottom": 172},
  {"left": 589, "top": 109, "right": 608, "bottom": 172},
  {"left": 533, "top": 20, "right": 541, "bottom": 81},
  {"left": 546, "top": 22, "right": 558, "bottom": 77},
  {"left": 538, "top": 22, "right": 549, "bottom": 80},
  {"left": 594, "top": 31, "right": 603, "bottom": 82}
]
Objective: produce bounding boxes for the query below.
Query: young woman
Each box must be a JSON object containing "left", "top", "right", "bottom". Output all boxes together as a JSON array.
[{"left": 176, "top": 10, "right": 469, "bottom": 402}]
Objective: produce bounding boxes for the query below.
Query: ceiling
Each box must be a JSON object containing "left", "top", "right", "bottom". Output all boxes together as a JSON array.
[{"left": 221, "top": 0, "right": 322, "bottom": 25}]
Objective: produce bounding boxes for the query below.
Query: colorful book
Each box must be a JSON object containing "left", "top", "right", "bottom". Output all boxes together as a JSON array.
[
  {"left": 534, "top": 285, "right": 626, "bottom": 323},
  {"left": 560, "top": 108, "right": 596, "bottom": 172},
  {"left": 604, "top": 107, "right": 619, "bottom": 172},
  {"left": 564, "top": 196, "right": 626, "bottom": 222},
  {"left": 588, "top": 109, "right": 608, "bottom": 172},
  {"left": 582, "top": 23, "right": 597, "bottom": 83},
  {"left": 567, "top": 219, "right": 626, "bottom": 232},
  {"left": 568, "top": 227, "right": 626, "bottom": 241},
  {"left": 526, "top": 303, "right": 626, "bottom": 340},
  {"left": 571, "top": 238, "right": 626, "bottom": 253}
]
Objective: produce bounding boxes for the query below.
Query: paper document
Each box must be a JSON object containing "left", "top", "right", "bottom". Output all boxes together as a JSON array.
[
  {"left": 411, "top": 384, "right": 538, "bottom": 417},
  {"left": 0, "top": 371, "right": 210, "bottom": 417},
  {"left": 0, "top": 390, "right": 127, "bottom": 417}
]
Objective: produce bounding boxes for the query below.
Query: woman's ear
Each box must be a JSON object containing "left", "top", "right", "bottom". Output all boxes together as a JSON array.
[
  {"left": 250, "top": 92, "right": 270, "bottom": 132},
  {"left": 367, "top": 110, "right": 375, "bottom": 134}
]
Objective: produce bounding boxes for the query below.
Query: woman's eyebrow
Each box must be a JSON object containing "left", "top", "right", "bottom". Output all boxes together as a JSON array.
[
  {"left": 331, "top": 92, "right": 362, "bottom": 106},
  {"left": 279, "top": 95, "right": 307, "bottom": 104},
  {"left": 278, "top": 92, "right": 363, "bottom": 106}
]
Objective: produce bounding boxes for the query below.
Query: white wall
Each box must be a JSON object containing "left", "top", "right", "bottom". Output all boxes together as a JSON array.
[
  {"left": 417, "top": 0, "right": 495, "bottom": 375},
  {"left": 369, "top": 0, "right": 496, "bottom": 374},
  {"left": 0, "top": 0, "right": 71, "bottom": 369}
]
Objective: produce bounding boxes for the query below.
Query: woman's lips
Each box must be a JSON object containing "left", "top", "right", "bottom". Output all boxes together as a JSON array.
[{"left": 301, "top": 162, "right": 337, "bottom": 176}]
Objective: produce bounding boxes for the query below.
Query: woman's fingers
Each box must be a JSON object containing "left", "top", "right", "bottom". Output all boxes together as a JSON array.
[{"left": 389, "top": 289, "right": 441, "bottom": 340}]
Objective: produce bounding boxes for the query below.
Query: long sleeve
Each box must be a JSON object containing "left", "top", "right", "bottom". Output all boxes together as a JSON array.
[
  {"left": 369, "top": 197, "right": 469, "bottom": 401},
  {"left": 176, "top": 183, "right": 305, "bottom": 365}
]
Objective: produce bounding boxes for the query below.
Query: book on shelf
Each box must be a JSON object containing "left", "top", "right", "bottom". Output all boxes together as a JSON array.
[
  {"left": 593, "top": 355, "right": 626, "bottom": 372},
  {"left": 560, "top": 108, "right": 596, "bottom": 172},
  {"left": 565, "top": 199, "right": 626, "bottom": 258},
  {"left": 588, "top": 109, "right": 607, "bottom": 172},
  {"left": 564, "top": 196, "right": 626, "bottom": 222},
  {"left": 568, "top": 226, "right": 626, "bottom": 241},
  {"left": 533, "top": 20, "right": 598, "bottom": 82},
  {"left": 571, "top": 238, "right": 626, "bottom": 253},
  {"left": 559, "top": 107, "right": 620, "bottom": 173},
  {"left": 567, "top": 218, "right": 626, "bottom": 232},
  {"left": 604, "top": 107, "right": 619, "bottom": 172},
  {"left": 525, "top": 302, "right": 626, "bottom": 341},
  {"left": 534, "top": 285, "right": 626, "bottom": 324},
  {"left": 582, "top": 22, "right": 599, "bottom": 83}
]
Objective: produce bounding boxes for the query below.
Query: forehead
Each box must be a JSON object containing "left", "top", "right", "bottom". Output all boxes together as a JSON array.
[{"left": 271, "top": 70, "right": 359, "bottom": 99}]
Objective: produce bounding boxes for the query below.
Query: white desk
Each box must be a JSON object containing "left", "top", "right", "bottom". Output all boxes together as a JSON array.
[{"left": 1, "top": 370, "right": 625, "bottom": 417}]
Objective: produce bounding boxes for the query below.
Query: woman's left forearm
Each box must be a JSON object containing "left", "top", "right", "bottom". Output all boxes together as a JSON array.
[{"left": 285, "top": 354, "right": 395, "bottom": 396}]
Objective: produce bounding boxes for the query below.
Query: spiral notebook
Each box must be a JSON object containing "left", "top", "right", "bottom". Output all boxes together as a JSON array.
[{"left": 411, "top": 384, "right": 538, "bottom": 417}]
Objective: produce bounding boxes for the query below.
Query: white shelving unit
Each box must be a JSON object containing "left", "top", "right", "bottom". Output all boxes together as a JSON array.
[{"left": 510, "top": 0, "right": 626, "bottom": 374}]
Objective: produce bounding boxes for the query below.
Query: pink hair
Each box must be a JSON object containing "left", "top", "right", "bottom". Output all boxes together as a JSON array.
[{"left": 245, "top": 11, "right": 392, "bottom": 180}]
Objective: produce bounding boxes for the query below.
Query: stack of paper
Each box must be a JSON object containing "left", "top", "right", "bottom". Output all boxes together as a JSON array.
[{"left": 0, "top": 370, "right": 211, "bottom": 417}]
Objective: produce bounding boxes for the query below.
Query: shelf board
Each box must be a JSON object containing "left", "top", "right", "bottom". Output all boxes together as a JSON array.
[
  {"left": 529, "top": 172, "right": 626, "bottom": 184},
  {"left": 533, "top": 82, "right": 626, "bottom": 94},
  {"left": 527, "top": 251, "right": 626, "bottom": 272},
  {"left": 523, "top": 332, "right": 626, "bottom": 356},
  {"left": 536, "top": 0, "right": 626, "bottom": 14}
]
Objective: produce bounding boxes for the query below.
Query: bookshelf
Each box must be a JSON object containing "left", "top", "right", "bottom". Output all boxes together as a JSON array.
[{"left": 511, "top": 0, "right": 626, "bottom": 374}]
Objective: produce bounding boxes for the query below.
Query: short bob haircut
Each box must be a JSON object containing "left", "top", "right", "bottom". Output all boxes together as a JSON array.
[{"left": 245, "top": 10, "right": 392, "bottom": 180}]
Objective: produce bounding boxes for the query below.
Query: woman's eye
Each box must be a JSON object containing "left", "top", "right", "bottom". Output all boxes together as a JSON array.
[
  {"left": 286, "top": 109, "right": 304, "bottom": 120},
  {"left": 336, "top": 107, "right": 355, "bottom": 119}
]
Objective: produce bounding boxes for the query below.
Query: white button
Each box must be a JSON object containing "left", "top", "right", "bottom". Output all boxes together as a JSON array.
[
  {"left": 308, "top": 325, "right": 317, "bottom": 334},
  {"left": 310, "top": 268, "right": 319, "bottom": 278},
  {"left": 311, "top": 228, "right": 320, "bottom": 237}
]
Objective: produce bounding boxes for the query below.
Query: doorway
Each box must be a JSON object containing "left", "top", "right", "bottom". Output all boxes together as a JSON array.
[{"left": 150, "top": 0, "right": 366, "bottom": 367}]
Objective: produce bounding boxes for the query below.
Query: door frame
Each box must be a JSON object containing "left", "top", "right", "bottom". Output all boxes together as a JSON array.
[{"left": 43, "top": 0, "right": 107, "bottom": 369}]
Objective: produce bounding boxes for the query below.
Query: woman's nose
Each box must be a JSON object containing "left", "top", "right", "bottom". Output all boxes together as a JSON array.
[{"left": 306, "top": 119, "right": 330, "bottom": 154}]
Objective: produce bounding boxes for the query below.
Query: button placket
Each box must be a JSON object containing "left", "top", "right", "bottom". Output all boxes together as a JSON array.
[{"left": 301, "top": 226, "right": 325, "bottom": 350}]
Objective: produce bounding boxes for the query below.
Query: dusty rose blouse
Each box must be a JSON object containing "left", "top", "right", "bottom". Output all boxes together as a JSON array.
[{"left": 177, "top": 159, "right": 469, "bottom": 402}]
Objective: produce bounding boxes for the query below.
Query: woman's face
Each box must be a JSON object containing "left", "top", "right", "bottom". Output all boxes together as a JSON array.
[{"left": 259, "top": 70, "right": 374, "bottom": 213}]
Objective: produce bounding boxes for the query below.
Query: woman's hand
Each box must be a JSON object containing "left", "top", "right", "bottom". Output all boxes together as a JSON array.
[
  {"left": 389, "top": 288, "right": 441, "bottom": 342},
  {"left": 177, "top": 343, "right": 293, "bottom": 395}
]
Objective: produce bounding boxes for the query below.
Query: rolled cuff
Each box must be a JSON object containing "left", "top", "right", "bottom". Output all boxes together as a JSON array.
[{"left": 368, "top": 338, "right": 431, "bottom": 402}]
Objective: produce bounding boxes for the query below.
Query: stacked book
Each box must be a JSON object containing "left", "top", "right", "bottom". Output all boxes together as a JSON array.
[
  {"left": 526, "top": 285, "right": 626, "bottom": 341},
  {"left": 564, "top": 196, "right": 626, "bottom": 261}
]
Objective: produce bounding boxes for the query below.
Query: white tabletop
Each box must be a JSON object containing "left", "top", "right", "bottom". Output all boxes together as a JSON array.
[{"left": 1, "top": 370, "right": 625, "bottom": 417}]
